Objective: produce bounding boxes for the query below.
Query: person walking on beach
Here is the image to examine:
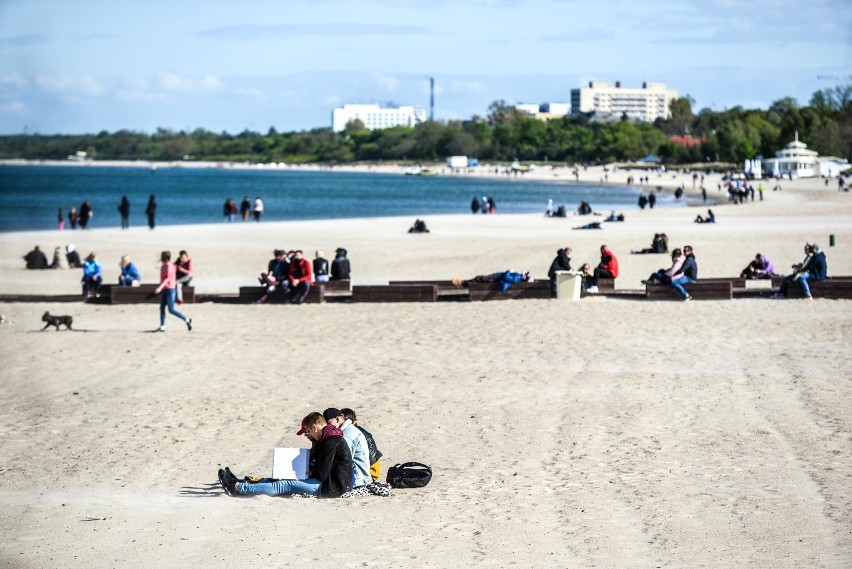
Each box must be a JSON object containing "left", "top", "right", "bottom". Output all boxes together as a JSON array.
[
  {"left": 240, "top": 196, "right": 251, "bottom": 221},
  {"left": 154, "top": 250, "right": 192, "bottom": 332},
  {"left": 252, "top": 196, "right": 264, "bottom": 222},
  {"left": 57, "top": 208, "right": 65, "bottom": 231},
  {"left": 145, "top": 195, "right": 157, "bottom": 230},
  {"left": 118, "top": 196, "right": 130, "bottom": 230},
  {"left": 78, "top": 200, "right": 93, "bottom": 230},
  {"left": 68, "top": 206, "right": 78, "bottom": 230}
]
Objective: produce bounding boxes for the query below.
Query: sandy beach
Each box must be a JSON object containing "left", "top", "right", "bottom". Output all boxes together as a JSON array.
[{"left": 1, "top": 168, "right": 850, "bottom": 567}]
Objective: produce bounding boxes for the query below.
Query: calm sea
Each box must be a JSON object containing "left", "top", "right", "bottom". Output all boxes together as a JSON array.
[{"left": 0, "top": 164, "right": 680, "bottom": 232}]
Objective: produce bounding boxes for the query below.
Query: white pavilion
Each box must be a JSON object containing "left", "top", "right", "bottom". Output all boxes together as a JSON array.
[{"left": 761, "top": 132, "right": 849, "bottom": 178}]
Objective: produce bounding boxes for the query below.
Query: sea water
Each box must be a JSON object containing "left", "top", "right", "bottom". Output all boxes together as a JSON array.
[{"left": 0, "top": 164, "right": 679, "bottom": 232}]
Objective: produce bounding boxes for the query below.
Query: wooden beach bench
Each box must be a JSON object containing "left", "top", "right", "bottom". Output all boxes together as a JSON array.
[
  {"left": 320, "top": 279, "right": 351, "bottom": 295},
  {"left": 109, "top": 284, "right": 196, "bottom": 304},
  {"left": 768, "top": 277, "right": 852, "bottom": 299},
  {"left": 468, "top": 281, "right": 552, "bottom": 301},
  {"left": 238, "top": 285, "right": 324, "bottom": 304},
  {"left": 596, "top": 278, "right": 615, "bottom": 291},
  {"left": 645, "top": 280, "right": 733, "bottom": 300},
  {"left": 352, "top": 284, "right": 438, "bottom": 303},
  {"left": 81, "top": 284, "right": 196, "bottom": 304},
  {"left": 388, "top": 280, "right": 470, "bottom": 300}
]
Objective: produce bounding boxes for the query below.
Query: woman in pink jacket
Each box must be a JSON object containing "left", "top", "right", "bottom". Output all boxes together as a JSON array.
[
  {"left": 642, "top": 249, "right": 685, "bottom": 285},
  {"left": 154, "top": 251, "right": 192, "bottom": 332}
]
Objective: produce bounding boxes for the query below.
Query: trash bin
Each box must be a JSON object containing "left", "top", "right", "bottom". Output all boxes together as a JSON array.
[{"left": 555, "top": 271, "right": 582, "bottom": 301}]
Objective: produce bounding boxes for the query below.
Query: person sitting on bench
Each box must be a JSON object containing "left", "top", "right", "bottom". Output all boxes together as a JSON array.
[
  {"left": 118, "top": 255, "right": 141, "bottom": 286},
  {"left": 670, "top": 245, "right": 698, "bottom": 301},
  {"left": 288, "top": 250, "right": 314, "bottom": 304},
  {"left": 81, "top": 252, "right": 103, "bottom": 298},
  {"left": 771, "top": 243, "right": 826, "bottom": 300},
  {"left": 255, "top": 249, "right": 290, "bottom": 304},
  {"left": 641, "top": 249, "right": 684, "bottom": 285},
  {"left": 586, "top": 245, "right": 618, "bottom": 293}
]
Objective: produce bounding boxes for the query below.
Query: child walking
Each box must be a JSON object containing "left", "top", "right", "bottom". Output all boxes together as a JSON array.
[{"left": 154, "top": 251, "right": 192, "bottom": 332}]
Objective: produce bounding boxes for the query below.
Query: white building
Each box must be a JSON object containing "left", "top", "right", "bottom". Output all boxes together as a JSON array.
[
  {"left": 761, "top": 132, "right": 850, "bottom": 178},
  {"left": 331, "top": 104, "right": 426, "bottom": 132},
  {"left": 571, "top": 81, "right": 678, "bottom": 122},
  {"left": 513, "top": 102, "right": 570, "bottom": 120}
]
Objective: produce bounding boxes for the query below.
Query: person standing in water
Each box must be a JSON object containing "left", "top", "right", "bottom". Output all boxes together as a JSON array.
[{"left": 154, "top": 251, "right": 192, "bottom": 332}]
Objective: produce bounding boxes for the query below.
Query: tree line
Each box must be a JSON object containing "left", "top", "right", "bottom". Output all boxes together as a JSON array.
[{"left": 0, "top": 87, "right": 848, "bottom": 167}]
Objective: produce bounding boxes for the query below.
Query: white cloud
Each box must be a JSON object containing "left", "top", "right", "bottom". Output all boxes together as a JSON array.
[
  {"left": 236, "top": 87, "right": 266, "bottom": 99},
  {"left": 35, "top": 74, "right": 104, "bottom": 96},
  {"left": 373, "top": 73, "right": 399, "bottom": 93},
  {"left": 158, "top": 73, "right": 224, "bottom": 93},
  {"left": 2, "top": 102, "right": 26, "bottom": 114},
  {"left": 0, "top": 73, "right": 29, "bottom": 90},
  {"left": 447, "top": 80, "right": 485, "bottom": 94}
]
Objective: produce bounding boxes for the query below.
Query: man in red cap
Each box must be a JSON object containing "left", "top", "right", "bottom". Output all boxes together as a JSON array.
[{"left": 218, "top": 412, "right": 352, "bottom": 498}]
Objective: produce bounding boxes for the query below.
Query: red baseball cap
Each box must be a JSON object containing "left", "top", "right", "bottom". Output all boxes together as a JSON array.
[{"left": 296, "top": 415, "right": 311, "bottom": 435}]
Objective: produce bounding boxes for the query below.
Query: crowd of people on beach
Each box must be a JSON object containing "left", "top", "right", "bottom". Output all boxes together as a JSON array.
[{"left": 217, "top": 407, "right": 389, "bottom": 499}]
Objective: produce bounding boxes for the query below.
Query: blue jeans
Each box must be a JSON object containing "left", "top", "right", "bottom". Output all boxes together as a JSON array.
[
  {"left": 159, "top": 288, "right": 187, "bottom": 326},
  {"left": 779, "top": 274, "right": 816, "bottom": 297},
  {"left": 671, "top": 275, "right": 694, "bottom": 298},
  {"left": 238, "top": 477, "right": 321, "bottom": 497}
]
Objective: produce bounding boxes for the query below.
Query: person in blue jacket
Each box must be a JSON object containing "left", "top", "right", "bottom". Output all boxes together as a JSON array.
[
  {"left": 455, "top": 270, "right": 531, "bottom": 291},
  {"left": 81, "top": 252, "right": 103, "bottom": 298},
  {"left": 772, "top": 243, "right": 827, "bottom": 299},
  {"left": 118, "top": 255, "right": 141, "bottom": 286}
]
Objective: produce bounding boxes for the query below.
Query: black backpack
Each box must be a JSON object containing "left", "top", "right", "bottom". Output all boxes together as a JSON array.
[{"left": 386, "top": 462, "right": 432, "bottom": 489}]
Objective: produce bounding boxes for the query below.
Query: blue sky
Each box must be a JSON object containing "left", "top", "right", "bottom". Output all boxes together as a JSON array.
[{"left": 0, "top": 0, "right": 849, "bottom": 135}]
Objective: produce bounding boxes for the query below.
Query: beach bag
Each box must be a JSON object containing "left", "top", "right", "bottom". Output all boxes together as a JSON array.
[{"left": 386, "top": 462, "right": 432, "bottom": 489}]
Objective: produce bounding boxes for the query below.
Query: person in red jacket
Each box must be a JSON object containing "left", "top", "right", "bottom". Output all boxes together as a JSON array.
[
  {"left": 288, "top": 249, "right": 314, "bottom": 304},
  {"left": 588, "top": 244, "right": 618, "bottom": 293}
]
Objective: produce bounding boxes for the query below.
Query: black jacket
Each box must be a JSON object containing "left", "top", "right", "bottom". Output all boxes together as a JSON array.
[
  {"left": 547, "top": 249, "right": 572, "bottom": 280},
  {"left": 331, "top": 251, "right": 350, "bottom": 280},
  {"left": 311, "top": 434, "right": 352, "bottom": 498},
  {"left": 680, "top": 254, "right": 698, "bottom": 280},
  {"left": 313, "top": 257, "right": 329, "bottom": 277}
]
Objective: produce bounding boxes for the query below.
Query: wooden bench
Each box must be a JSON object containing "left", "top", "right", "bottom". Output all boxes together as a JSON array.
[
  {"left": 81, "top": 283, "right": 195, "bottom": 304},
  {"left": 319, "top": 279, "right": 351, "bottom": 293},
  {"left": 352, "top": 284, "right": 438, "bottom": 303},
  {"left": 468, "top": 280, "right": 552, "bottom": 301},
  {"left": 645, "top": 280, "right": 732, "bottom": 300},
  {"left": 111, "top": 284, "right": 195, "bottom": 304},
  {"left": 770, "top": 275, "right": 850, "bottom": 288},
  {"left": 388, "top": 280, "right": 469, "bottom": 299},
  {"left": 772, "top": 279, "right": 852, "bottom": 299},
  {"left": 597, "top": 278, "right": 615, "bottom": 291},
  {"left": 238, "top": 285, "right": 324, "bottom": 304}
]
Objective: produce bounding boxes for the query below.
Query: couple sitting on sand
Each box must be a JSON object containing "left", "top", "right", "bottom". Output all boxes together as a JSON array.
[{"left": 218, "top": 407, "right": 388, "bottom": 499}]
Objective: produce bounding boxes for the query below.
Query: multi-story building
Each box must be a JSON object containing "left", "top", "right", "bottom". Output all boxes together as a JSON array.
[
  {"left": 513, "top": 102, "right": 570, "bottom": 121},
  {"left": 571, "top": 81, "right": 678, "bottom": 122},
  {"left": 331, "top": 103, "right": 427, "bottom": 132}
]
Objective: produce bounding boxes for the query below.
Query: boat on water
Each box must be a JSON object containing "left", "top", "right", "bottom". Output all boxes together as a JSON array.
[{"left": 404, "top": 166, "right": 439, "bottom": 176}]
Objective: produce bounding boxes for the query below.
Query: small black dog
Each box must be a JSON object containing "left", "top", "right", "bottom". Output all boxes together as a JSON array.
[{"left": 42, "top": 311, "right": 73, "bottom": 331}]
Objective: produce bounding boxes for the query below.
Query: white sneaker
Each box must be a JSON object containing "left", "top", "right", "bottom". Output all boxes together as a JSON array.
[{"left": 586, "top": 286, "right": 599, "bottom": 294}]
